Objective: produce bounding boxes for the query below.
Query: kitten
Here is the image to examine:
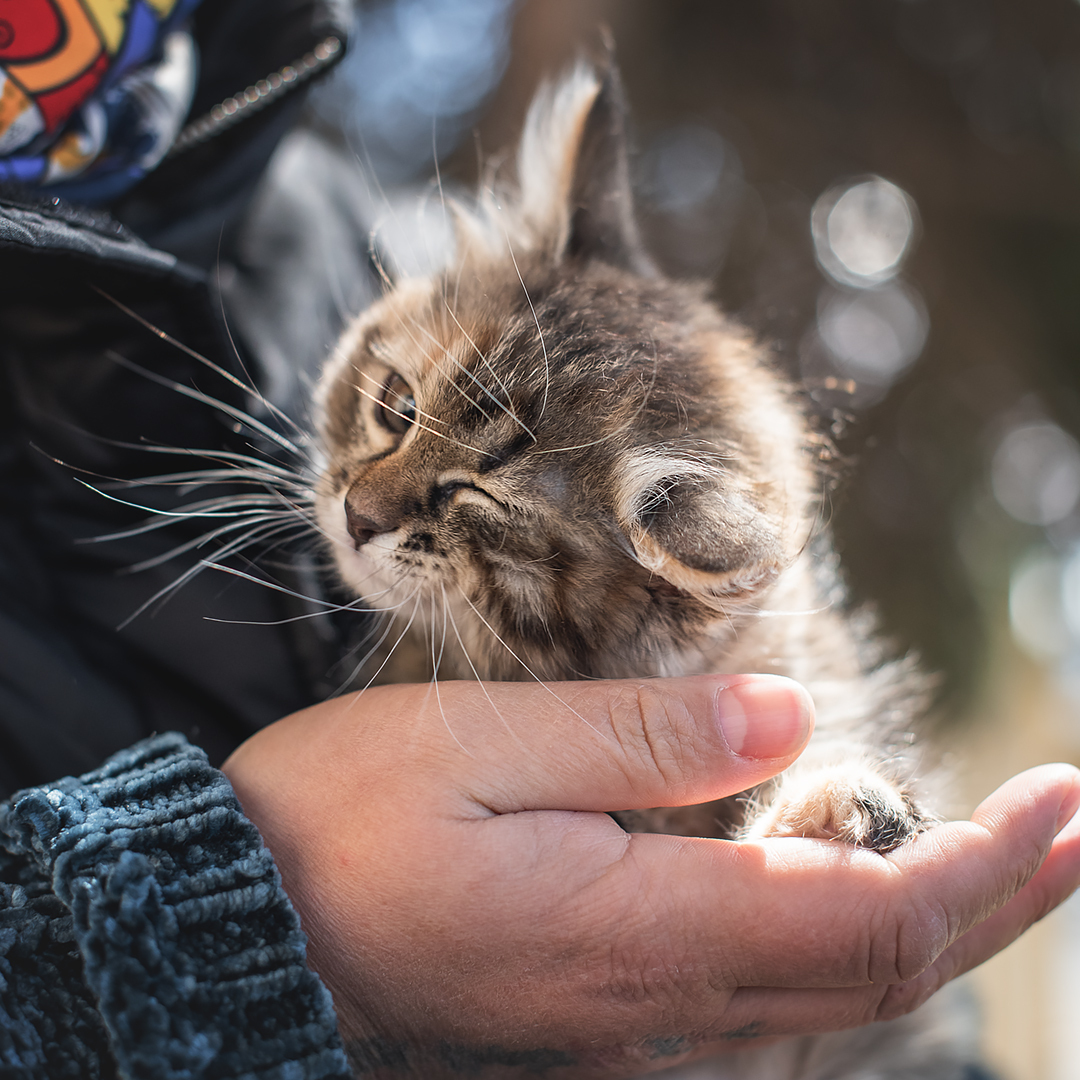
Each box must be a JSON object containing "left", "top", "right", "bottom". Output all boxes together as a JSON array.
[{"left": 313, "top": 64, "right": 979, "bottom": 1078}]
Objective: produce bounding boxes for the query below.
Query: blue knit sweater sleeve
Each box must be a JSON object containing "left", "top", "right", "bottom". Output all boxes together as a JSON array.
[{"left": 0, "top": 733, "right": 352, "bottom": 1080}]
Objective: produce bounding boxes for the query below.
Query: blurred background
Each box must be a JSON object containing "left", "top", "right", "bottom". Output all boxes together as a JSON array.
[{"left": 309, "top": 1, "right": 1080, "bottom": 1075}]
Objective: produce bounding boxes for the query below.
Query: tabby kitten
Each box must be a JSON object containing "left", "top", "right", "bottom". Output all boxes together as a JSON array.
[{"left": 313, "top": 64, "right": 977, "bottom": 1077}]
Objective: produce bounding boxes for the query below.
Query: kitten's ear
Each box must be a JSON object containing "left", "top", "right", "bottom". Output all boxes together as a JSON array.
[
  {"left": 615, "top": 453, "right": 786, "bottom": 600},
  {"left": 516, "top": 59, "right": 655, "bottom": 274},
  {"left": 564, "top": 65, "right": 654, "bottom": 274}
]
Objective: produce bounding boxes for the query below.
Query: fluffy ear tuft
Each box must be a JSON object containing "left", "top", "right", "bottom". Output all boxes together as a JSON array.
[
  {"left": 615, "top": 452, "right": 785, "bottom": 599},
  {"left": 515, "top": 60, "right": 654, "bottom": 274}
]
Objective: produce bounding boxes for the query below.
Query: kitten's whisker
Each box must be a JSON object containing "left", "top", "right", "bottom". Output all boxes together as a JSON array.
[
  {"left": 37, "top": 444, "right": 310, "bottom": 501},
  {"left": 121, "top": 514, "right": 305, "bottom": 573},
  {"left": 224, "top": 521, "right": 315, "bottom": 567},
  {"left": 205, "top": 602, "right": 363, "bottom": 628},
  {"left": 336, "top": 609, "right": 399, "bottom": 691},
  {"left": 184, "top": 518, "right": 306, "bottom": 572},
  {"left": 442, "top": 584, "right": 526, "bottom": 750},
  {"left": 104, "top": 350, "right": 303, "bottom": 457},
  {"left": 439, "top": 300, "right": 535, "bottom": 442},
  {"left": 433, "top": 588, "right": 450, "bottom": 675},
  {"left": 192, "top": 559, "right": 383, "bottom": 611},
  {"left": 94, "top": 288, "right": 309, "bottom": 445},
  {"left": 116, "top": 560, "right": 205, "bottom": 630},
  {"left": 405, "top": 317, "right": 498, "bottom": 426},
  {"left": 354, "top": 367, "right": 453, "bottom": 433},
  {"left": 206, "top": 581, "right": 417, "bottom": 627},
  {"left": 455, "top": 587, "right": 608, "bottom": 741},
  {"left": 350, "top": 381, "right": 486, "bottom": 455},
  {"left": 111, "top": 519, "right": 300, "bottom": 629},
  {"left": 81, "top": 500, "right": 303, "bottom": 544},
  {"left": 54, "top": 448, "right": 306, "bottom": 486},
  {"left": 372, "top": 292, "right": 500, "bottom": 429},
  {"left": 367, "top": 232, "right": 396, "bottom": 292},
  {"left": 213, "top": 260, "right": 273, "bottom": 421},
  {"left": 342, "top": 590, "right": 424, "bottom": 699},
  {"left": 113, "top": 463, "right": 311, "bottom": 489},
  {"left": 327, "top": 612, "right": 392, "bottom": 697},
  {"left": 423, "top": 590, "right": 472, "bottom": 759},
  {"left": 502, "top": 232, "right": 550, "bottom": 422},
  {"left": 72, "top": 478, "right": 283, "bottom": 522},
  {"left": 72, "top": 480, "right": 312, "bottom": 536}
]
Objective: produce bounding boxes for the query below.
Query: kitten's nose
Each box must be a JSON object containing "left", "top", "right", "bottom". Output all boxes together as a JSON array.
[{"left": 344, "top": 485, "right": 401, "bottom": 548}]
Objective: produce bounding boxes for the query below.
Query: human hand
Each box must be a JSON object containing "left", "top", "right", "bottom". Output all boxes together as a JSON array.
[{"left": 222, "top": 676, "right": 1080, "bottom": 1079}]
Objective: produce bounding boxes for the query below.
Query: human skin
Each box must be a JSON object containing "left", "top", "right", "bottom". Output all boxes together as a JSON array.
[{"left": 223, "top": 674, "right": 1080, "bottom": 1078}]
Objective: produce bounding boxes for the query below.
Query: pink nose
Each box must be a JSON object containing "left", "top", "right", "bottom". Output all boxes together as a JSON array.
[{"left": 343, "top": 482, "right": 403, "bottom": 547}]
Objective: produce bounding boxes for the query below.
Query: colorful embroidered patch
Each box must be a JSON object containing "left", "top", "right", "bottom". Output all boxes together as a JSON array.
[{"left": 0, "top": 0, "right": 200, "bottom": 199}]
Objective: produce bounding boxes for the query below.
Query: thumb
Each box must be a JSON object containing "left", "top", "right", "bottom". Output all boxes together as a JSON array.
[{"left": 369, "top": 674, "right": 814, "bottom": 816}]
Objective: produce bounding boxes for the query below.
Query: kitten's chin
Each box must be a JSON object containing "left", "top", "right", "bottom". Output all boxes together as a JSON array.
[
  {"left": 315, "top": 501, "right": 390, "bottom": 597},
  {"left": 334, "top": 547, "right": 383, "bottom": 596}
]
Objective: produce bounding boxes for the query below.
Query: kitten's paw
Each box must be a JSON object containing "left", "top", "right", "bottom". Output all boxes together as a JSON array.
[{"left": 746, "top": 764, "right": 930, "bottom": 853}]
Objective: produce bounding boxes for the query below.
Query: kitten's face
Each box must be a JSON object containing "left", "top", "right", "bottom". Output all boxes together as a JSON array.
[{"left": 314, "top": 68, "right": 814, "bottom": 681}]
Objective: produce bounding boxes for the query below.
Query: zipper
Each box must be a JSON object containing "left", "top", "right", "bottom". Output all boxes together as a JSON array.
[{"left": 168, "top": 35, "right": 343, "bottom": 157}]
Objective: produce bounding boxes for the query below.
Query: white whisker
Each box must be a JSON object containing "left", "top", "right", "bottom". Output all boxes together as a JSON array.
[
  {"left": 104, "top": 350, "right": 302, "bottom": 457},
  {"left": 455, "top": 587, "right": 609, "bottom": 741},
  {"left": 409, "top": 319, "right": 496, "bottom": 424},
  {"left": 350, "top": 379, "right": 486, "bottom": 455},
  {"left": 122, "top": 515, "right": 307, "bottom": 573},
  {"left": 341, "top": 590, "right": 424, "bottom": 697},
  {"left": 83, "top": 497, "right": 307, "bottom": 544},
  {"left": 440, "top": 300, "right": 518, "bottom": 414},
  {"left": 442, "top": 583, "right": 526, "bottom": 750},
  {"left": 353, "top": 366, "right": 452, "bottom": 433},
  {"left": 424, "top": 590, "right": 472, "bottom": 758},
  {"left": 94, "top": 288, "right": 309, "bottom": 444},
  {"left": 502, "top": 232, "right": 550, "bottom": 422},
  {"left": 408, "top": 316, "right": 530, "bottom": 437}
]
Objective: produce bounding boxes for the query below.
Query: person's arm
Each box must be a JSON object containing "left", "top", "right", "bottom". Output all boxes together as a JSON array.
[
  {"left": 0, "top": 733, "right": 350, "bottom": 1079},
  {"left": 224, "top": 674, "right": 1080, "bottom": 1079}
]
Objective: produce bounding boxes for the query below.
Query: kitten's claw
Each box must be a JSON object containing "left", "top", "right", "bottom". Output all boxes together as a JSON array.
[{"left": 746, "top": 764, "right": 929, "bottom": 853}]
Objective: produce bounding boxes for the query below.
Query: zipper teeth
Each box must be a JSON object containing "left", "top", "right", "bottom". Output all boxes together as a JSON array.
[{"left": 168, "top": 35, "right": 342, "bottom": 158}]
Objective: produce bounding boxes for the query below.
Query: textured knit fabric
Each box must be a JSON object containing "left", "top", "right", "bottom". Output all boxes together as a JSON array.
[{"left": 0, "top": 733, "right": 351, "bottom": 1079}]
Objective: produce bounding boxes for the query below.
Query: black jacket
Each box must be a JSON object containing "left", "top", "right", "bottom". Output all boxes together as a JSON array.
[
  {"left": 0, "top": 0, "right": 369, "bottom": 796},
  {"left": 0, "top": 4, "right": 370, "bottom": 1075}
]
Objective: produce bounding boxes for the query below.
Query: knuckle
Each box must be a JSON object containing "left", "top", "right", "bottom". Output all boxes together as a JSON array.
[
  {"left": 874, "top": 969, "right": 943, "bottom": 1022},
  {"left": 850, "top": 985, "right": 893, "bottom": 1028},
  {"left": 867, "top": 898, "right": 950, "bottom": 984},
  {"left": 606, "top": 683, "right": 697, "bottom": 794}
]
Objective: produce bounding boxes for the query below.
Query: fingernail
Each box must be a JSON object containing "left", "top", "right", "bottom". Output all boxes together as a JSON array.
[
  {"left": 715, "top": 676, "right": 814, "bottom": 759},
  {"left": 1057, "top": 775, "right": 1080, "bottom": 833}
]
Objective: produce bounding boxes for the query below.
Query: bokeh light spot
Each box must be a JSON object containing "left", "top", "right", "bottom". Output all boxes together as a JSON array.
[
  {"left": 991, "top": 421, "right": 1080, "bottom": 526},
  {"left": 1009, "top": 548, "right": 1070, "bottom": 661},
  {"left": 812, "top": 177, "right": 917, "bottom": 287},
  {"left": 642, "top": 124, "right": 732, "bottom": 213},
  {"left": 816, "top": 282, "right": 929, "bottom": 386}
]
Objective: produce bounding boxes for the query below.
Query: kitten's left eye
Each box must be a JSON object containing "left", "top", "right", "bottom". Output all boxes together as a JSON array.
[{"left": 377, "top": 373, "right": 417, "bottom": 435}]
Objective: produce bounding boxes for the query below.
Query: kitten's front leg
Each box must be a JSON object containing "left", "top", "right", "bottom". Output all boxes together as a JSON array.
[{"left": 743, "top": 759, "right": 932, "bottom": 853}]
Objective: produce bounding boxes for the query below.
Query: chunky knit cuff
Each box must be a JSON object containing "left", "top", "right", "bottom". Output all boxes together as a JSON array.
[{"left": 0, "top": 733, "right": 351, "bottom": 1079}]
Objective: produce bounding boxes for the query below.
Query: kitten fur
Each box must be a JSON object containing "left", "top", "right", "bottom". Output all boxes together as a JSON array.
[{"left": 314, "top": 64, "right": 978, "bottom": 1079}]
